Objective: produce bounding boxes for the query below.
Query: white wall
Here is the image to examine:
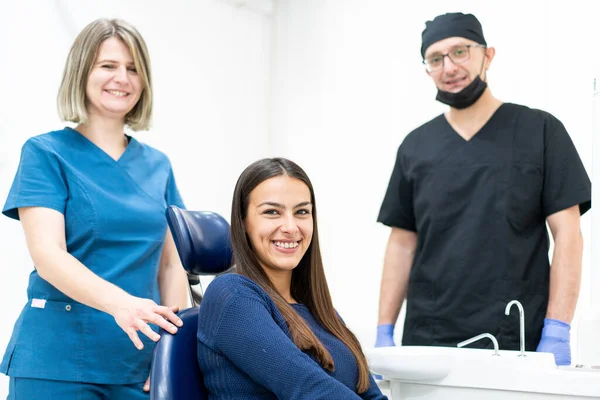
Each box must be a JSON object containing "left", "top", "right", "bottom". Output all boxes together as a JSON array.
[
  {"left": 0, "top": 0, "right": 272, "bottom": 396},
  {"left": 1, "top": 0, "right": 599, "bottom": 396},
  {"left": 272, "top": 0, "right": 597, "bottom": 359}
]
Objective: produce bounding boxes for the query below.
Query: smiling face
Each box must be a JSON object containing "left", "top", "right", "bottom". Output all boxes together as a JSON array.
[
  {"left": 85, "top": 36, "right": 143, "bottom": 120},
  {"left": 244, "top": 175, "right": 313, "bottom": 279},
  {"left": 424, "top": 37, "right": 493, "bottom": 93}
]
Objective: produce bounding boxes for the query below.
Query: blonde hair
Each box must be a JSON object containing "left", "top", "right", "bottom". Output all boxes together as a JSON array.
[{"left": 57, "top": 18, "right": 153, "bottom": 131}]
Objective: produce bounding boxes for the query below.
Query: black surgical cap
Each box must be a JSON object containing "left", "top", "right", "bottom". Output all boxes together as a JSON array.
[{"left": 421, "top": 12, "right": 487, "bottom": 58}]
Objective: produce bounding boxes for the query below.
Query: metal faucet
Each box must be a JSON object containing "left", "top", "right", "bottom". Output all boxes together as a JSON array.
[
  {"left": 457, "top": 333, "right": 500, "bottom": 356},
  {"left": 505, "top": 300, "right": 526, "bottom": 357}
]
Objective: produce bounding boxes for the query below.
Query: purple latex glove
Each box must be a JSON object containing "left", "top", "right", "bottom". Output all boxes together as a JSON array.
[
  {"left": 375, "top": 324, "right": 395, "bottom": 347},
  {"left": 373, "top": 324, "right": 395, "bottom": 380},
  {"left": 536, "top": 318, "right": 571, "bottom": 366}
]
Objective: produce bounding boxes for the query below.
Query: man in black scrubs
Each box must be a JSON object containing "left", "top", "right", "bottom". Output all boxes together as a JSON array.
[{"left": 375, "top": 12, "right": 591, "bottom": 366}]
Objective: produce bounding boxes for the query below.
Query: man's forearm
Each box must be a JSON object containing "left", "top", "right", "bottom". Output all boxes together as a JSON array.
[
  {"left": 546, "top": 230, "right": 583, "bottom": 324},
  {"left": 378, "top": 265, "right": 410, "bottom": 325},
  {"left": 378, "top": 230, "right": 417, "bottom": 325}
]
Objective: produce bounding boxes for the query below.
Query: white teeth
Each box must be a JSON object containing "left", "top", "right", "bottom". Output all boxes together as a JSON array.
[
  {"left": 274, "top": 241, "right": 299, "bottom": 249},
  {"left": 107, "top": 90, "right": 127, "bottom": 97}
]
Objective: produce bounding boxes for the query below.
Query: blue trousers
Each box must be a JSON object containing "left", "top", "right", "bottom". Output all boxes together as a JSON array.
[{"left": 8, "top": 377, "right": 149, "bottom": 400}]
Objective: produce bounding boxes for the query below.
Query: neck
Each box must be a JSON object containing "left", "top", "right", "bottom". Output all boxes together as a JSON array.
[
  {"left": 447, "top": 88, "right": 502, "bottom": 126},
  {"left": 264, "top": 269, "right": 295, "bottom": 304},
  {"left": 76, "top": 112, "right": 127, "bottom": 147}
]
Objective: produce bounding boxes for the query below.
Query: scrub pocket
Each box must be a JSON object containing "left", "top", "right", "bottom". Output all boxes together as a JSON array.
[
  {"left": 7, "top": 299, "right": 87, "bottom": 380},
  {"left": 506, "top": 163, "right": 543, "bottom": 231}
]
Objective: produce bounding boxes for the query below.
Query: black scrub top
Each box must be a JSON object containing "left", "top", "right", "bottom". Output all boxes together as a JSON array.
[{"left": 378, "top": 103, "right": 591, "bottom": 351}]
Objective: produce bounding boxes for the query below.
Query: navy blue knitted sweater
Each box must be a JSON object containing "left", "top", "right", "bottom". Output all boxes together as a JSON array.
[{"left": 196, "top": 274, "right": 387, "bottom": 399}]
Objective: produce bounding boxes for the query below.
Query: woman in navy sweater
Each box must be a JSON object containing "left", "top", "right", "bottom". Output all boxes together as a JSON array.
[{"left": 196, "top": 158, "right": 387, "bottom": 399}]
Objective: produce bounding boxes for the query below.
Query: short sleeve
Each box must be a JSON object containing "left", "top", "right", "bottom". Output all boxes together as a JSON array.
[
  {"left": 165, "top": 163, "right": 185, "bottom": 210},
  {"left": 2, "top": 138, "right": 68, "bottom": 220},
  {"left": 542, "top": 119, "right": 591, "bottom": 217},
  {"left": 377, "top": 144, "right": 416, "bottom": 231}
]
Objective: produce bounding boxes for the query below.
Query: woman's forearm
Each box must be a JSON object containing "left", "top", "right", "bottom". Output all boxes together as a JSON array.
[
  {"left": 31, "top": 246, "right": 131, "bottom": 315},
  {"left": 159, "top": 262, "right": 189, "bottom": 309}
]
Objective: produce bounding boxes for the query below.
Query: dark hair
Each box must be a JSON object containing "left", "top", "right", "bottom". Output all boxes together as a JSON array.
[{"left": 230, "top": 157, "right": 370, "bottom": 393}]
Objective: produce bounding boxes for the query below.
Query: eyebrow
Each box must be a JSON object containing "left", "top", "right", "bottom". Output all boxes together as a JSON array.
[
  {"left": 257, "top": 201, "right": 312, "bottom": 209},
  {"left": 95, "top": 59, "right": 135, "bottom": 65},
  {"left": 427, "top": 44, "right": 468, "bottom": 57}
]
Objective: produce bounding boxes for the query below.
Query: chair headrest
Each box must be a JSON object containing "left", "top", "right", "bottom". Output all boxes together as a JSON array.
[{"left": 166, "top": 206, "right": 232, "bottom": 276}]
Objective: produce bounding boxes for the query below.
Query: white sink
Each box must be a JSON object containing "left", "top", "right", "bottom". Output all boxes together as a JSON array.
[
  {"left": 368, "top": 346, "right": 453, "bottom": 381},
  {"left": 367, "top": 345, "right": 554, "bottom": 382},
  {"left": 366, "top": 346, "right": 600, "bottom": 399}
]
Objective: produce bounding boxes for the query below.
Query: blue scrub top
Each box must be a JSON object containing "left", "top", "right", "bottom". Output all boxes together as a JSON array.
[{"left": 0, "top": 127, "right": 185, "bottom": 384}]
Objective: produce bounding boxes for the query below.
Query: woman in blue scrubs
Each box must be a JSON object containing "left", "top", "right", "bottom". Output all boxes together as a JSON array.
[{"left": 1, "top": 19, "right": 188, "bottom": 399}]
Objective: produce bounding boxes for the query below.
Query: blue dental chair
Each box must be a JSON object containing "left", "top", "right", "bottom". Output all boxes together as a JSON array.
[{"left": 150, "top": 206, "right": 233, "bottom": 400}]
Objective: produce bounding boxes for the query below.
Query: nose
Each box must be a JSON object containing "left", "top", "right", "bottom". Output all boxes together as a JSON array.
[
  {"left": 442, "top": 56, "right": 458, "bottom": 73},
  {"left": 279, "top": 214, "right": 299, "bottom": 235},
  {"left": 113, "top": 65, "right": 128, "bottom": 83}
]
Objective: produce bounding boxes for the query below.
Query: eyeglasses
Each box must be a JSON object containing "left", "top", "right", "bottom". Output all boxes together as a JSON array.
[{"left": 423, "top": 44, "right": 487, "bottom": 73}]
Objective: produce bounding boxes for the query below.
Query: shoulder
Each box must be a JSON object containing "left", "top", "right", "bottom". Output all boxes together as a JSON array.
[
  {"left": 199, "top": 274, "right": 282, "bottom": 333},
  {"left": 20, "top": 128, "right": 74, "bottom": 155},
  {"left": 399, "top": 114, "right": 446, "bottom": 155},
  {"left": 411, "top": 113, "right": 447, "bottom": 134},
  {"left": 129, "top": 137, "right": 173, "bottom": 168},
  {"left": 502, "top": 102, "right": 564, "bottom": 133},
  {"left": 203, "top": 273, "right": 274, "bottom": 307}
]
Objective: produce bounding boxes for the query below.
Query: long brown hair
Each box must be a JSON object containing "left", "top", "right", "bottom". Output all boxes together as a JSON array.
[{"left": 230, "top": 158, "right": 370, "bottom": 393}]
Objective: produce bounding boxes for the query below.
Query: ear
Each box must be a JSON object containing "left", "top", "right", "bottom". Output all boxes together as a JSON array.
[{"left": 484, "top": 46, "right": 496, "bottom": 70}]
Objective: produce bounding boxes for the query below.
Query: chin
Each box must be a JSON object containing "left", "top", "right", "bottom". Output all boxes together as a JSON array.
[
  {"left": 273, "top": 260, "right": 300, "bottom": 271},
  {"left": 280, "top": 263, "right": 299, "bottom": 271},
  {"left": 103, "top": 106, "right": 134, "bottom": 115},
  {"left": 444, "top": 85, "right": 466, "bottom": 93}
]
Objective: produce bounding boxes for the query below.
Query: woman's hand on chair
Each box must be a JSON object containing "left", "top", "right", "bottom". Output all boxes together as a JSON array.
[{"left": 112, "top": 297, "right": 183, "bottom": 349}]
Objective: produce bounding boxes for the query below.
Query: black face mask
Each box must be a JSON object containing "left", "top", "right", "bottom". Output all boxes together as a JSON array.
[{"left": 435, "top": 75, "right": 487, "bottom": 109}]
